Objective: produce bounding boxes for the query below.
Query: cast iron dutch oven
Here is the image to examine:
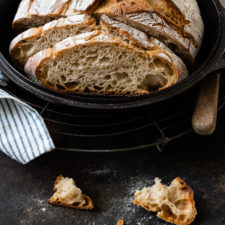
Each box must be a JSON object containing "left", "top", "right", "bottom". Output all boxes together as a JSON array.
[{"left": 0, "top": 0, "right": 225, "bottom": 110}]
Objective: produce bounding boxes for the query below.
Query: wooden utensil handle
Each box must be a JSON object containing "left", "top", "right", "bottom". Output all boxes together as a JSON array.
[{"left": 192, "top": 73, "right": 221, "bottom": 135}]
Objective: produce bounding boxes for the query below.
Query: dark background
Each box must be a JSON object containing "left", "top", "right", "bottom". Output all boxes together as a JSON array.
[{"left": 0, "top": 106, "right": 225, "bottom": 225}]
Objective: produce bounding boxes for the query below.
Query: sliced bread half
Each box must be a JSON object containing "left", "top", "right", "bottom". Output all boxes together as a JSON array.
[
  {"left": 24, "top": 31, "right": 184, "bottom": 95},
  {"left": 48, "top": 175, "right": 94, "bottom": 210},
  {"left": 134, "top": 177, "right": 197, "bottom": 225},
  {"left": 100, "top": 15, "right": 188, "bottom": 81},
  {"left": 10, "top": 14, "right": 97, "bottom": 67}
]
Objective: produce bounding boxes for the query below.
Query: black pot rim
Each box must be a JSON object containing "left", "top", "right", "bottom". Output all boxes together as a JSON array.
[{"left": 0, "top": 0, "right": 225, "bottom": 110}]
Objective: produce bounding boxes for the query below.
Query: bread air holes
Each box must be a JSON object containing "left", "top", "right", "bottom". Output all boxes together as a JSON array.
[
  {"left": 65, "top": 82, "right": 78, "bottom": 89},
  {"left": 141, "top": 74, "right": 168, "bottom": 92},
  {"left": 104, "top": 75, "right": 111, "bottom": 80},
  {"left": 56, "top": 84, "right": 66, "bottom": 90},
  {"left": 115, "top": 72, "right": 128, "bottom": 81},
  {"left": 99, "top": 56, "right": 110, "bottom": 64},
  {"left": 118, "top": 54, "right": 123, "bottom": 60},
  {"left": 106, "top": 84, "right": 112, "bottom": 90},
  {"left": 72, "top": 62, "right": 80, "bottom": 68},
  {"left": 153, "top": 58, "right": 164, "bottom": 68},
  {"left": 161, "top": 204, "right": 177, "bottom": 219},
  {"left": 112, "top": 80, "right": 118, "bottom": 86},
  {"left": 46, "top": 81, "right": 54, "bottom": 87},
  {"left": 53, "top": 61, "right": 57, "bottom": 67},
  {"left": 86, "top": 56, "right": 97, "bottom": 63},
  {"left": 38, "top": 66, "right": 48, "bottom": 79},
  {"left": 164, "top": 65, "right": 174, "bottom": 76},
  {"left": 148, "top": 63, "right": 155, "bottom": 70},
  {"left": 94, "top": 86, "right": 103, "bottom": 90},
  {"left": 60, "top": 75, "right": 66, "bottom": 82},
  {"left": 175, "top": 200, "right": 191, "bottom": 210}
]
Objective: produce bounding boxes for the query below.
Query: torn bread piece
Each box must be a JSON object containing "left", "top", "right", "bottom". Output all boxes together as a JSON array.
[
  {"left": 24, "top": 31, "right": 183, "bottom": 95},
  {"left": 48, "top": 175, "right": 94, "bottom": 210},
  {"left": 133, "top": 178, "right": 197, "bottom": 225},
  {"left": 10, "top": 14, "right": 97, "bottom": 67}
]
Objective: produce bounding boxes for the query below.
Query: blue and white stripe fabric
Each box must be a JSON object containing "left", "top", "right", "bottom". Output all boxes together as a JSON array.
[{"left": 0, "top": 71, "right": 55, "bottom": 164}]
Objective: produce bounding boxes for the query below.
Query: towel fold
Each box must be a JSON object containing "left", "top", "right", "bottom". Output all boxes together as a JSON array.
[{"left": 0, "top": 71, "right": 55, "bottom": 164}]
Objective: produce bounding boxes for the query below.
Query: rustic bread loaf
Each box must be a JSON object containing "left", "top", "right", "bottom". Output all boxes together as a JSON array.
[
  {"left": 100, "top": 15, "right": 188, "bottom": 82},
  {"left": 48, "top": 175, "right": 94, "bottom": 210},
  {"left": 12, "top": 0, "right": 101, "bottom": 32},
  {"left": 96, "top": 0, "right": 204, "bottom": 64},
  {"left": 10, "top": 14, "right": 97, "bottom": 67},
  {"left": 24, "top": 31, "right": 184, "bottom": 95},
  {"left": 133, "top": 177, "right": 197, "bottom": 225},
  {"left": 11, "top": 0, "right": 204, "bottom": 95}
]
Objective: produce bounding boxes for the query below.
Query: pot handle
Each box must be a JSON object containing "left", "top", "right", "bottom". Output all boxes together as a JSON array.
[{"left": 192, "top": 73, "right": 221, "bottom": 135}]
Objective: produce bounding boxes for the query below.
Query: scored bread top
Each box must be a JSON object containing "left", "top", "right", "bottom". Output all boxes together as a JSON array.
[
  {"left": 95, "top": 0, "right": 204, "bottom": 64},
  {"left": 12, "top": 0, "right": 101, "bottom": 31},
  {"left": 10, "top": 14, "right": 97, "bottom": 66},
  {"left": 134, "top": 177, "right": 197, "bottom": 225}
]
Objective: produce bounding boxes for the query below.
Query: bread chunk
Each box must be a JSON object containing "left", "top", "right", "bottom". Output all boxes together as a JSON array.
[
  {"left": 48, "top": 175, "right": 94, "bottom": 210},
  {"left": 134, "top": 178, "right": 197, "bottom": 225},
  {"left": 10, "top": 14, "right": 97, "bottom": 67},
  {"left": 24, "top": 31, "right": 184, "bottom": 95},
  {"left": 96, "top": 0, "right": 204, "bottom": 64}
]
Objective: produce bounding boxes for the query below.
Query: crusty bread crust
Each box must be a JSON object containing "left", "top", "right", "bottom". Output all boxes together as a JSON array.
[
  {"left": 133, "top": 177, "right": 197, "bottom": 225},
  {"left": 12, "top": 0, "right": 101, "bottom": 32},
  {"left": 48, "top": 175, "right": 94, "bottom": 210},
  {"left": 95, "top": 0, "right": 204, "bottom": 64},
  {"left": 49, "top": 194, "right": 94, "bottom": 210},
  {"left": 10, "top": 14, "right": 97, "bottom": 66},
  {"left": 24, "top": 31, "right": 183, "bottom": 96}
]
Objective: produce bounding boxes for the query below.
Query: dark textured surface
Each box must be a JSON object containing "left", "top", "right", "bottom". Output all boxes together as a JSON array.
[{"left": 0, "top": 106, "right": 225, "bottom": 225}]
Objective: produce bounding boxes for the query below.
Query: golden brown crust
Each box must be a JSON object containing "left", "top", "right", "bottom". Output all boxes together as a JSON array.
[
  {"left": 48, "top": 175, "right": 94, "bottom": 210},
  {"left": 48, "top": 194, "right": 94, "bottom": 210},
  {"left": 12, "top": 0, "right": 101, "bottom": 31}
]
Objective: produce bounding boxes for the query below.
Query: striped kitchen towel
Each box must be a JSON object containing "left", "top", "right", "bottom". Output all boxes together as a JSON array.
[{"left": 0, "top": 71, "right": 55, "bottom": 164}]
